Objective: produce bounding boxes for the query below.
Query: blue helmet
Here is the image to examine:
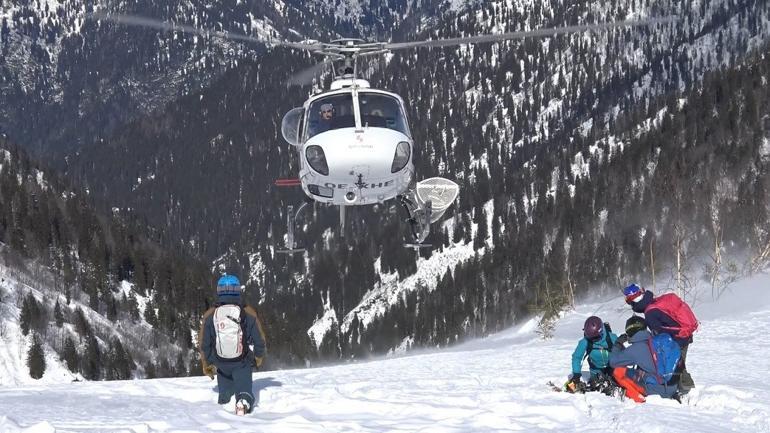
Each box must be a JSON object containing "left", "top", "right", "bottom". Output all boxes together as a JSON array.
[
  {"left": 623, "top": 283, "right": 644, "bottom": 304},
  {"left": 217, "top": 274, "right": 240, "bottom": 287},
  {"left": 217, "top": 274, "right": 241, "bottom": 298}
]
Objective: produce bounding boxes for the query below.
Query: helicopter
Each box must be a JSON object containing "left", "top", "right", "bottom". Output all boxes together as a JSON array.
[
  {"left": 276, "top": 39, "right": 463, "bottom": 254},
  {"left": 91, "top": 13, "right": 675, "bottom": 254}
]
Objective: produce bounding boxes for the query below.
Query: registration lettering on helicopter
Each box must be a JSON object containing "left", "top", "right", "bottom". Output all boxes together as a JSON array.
[{"left": 324, "top": 180, "right": 394, "bottom": 189}]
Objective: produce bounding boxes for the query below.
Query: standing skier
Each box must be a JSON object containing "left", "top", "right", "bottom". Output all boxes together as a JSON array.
[
  {"left": 567, "top": 316, "right": 618, "bottom": 393},
  {"left": 623, "top": 284, "right": 698, "bottom": 393},
  {"left": 199, "top": 274, "right": 267, "bottom": 415}
]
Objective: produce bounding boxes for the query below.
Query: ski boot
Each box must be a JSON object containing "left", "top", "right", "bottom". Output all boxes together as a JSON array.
[
  {"left": 564, "top": 379, "right": 587, "bottom": 394},
  {"left": 235, "top": 399, "right": 250, "bottom": 416},
  {"left": 588, "top": 373, "right": 620, "bottom": 396}
]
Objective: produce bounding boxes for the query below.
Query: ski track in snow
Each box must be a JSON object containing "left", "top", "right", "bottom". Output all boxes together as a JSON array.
[{"left": 2, "top": 274, "right": 770, "bottom": 432}]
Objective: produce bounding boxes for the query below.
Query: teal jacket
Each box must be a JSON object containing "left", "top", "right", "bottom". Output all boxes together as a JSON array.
[{"left": 572, "top": 325, "right": 618, "bottom": 379}]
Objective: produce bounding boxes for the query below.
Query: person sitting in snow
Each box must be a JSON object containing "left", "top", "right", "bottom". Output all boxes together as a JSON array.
[
  {"left": 567, "top": 316, "right": 618, "bottom": 394},
  {"left": 609, "top": 316, "right": 680, "bottom": 403},
  {"left": 199, "top": 274, "right": 267, "bottom": 415}
]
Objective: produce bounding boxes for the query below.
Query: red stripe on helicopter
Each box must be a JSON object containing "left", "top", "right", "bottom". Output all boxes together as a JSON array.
[{"left": 274, "top": 178, "right": 302, "bottom": 187}]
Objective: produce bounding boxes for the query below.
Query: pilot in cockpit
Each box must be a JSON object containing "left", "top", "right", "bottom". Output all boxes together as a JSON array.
[{"left": 317, "top": 103, "right": 335, "bottom": 133}]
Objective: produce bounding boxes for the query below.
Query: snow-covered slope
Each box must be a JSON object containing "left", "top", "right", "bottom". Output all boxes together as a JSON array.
[
  {"left": 0, "top": 256, "right": 178, "bottom": 387},
  {"left": 3, "top": 272, "right": 769, "bottom": 432},
  {"left": 0, "top": 279, "right": 76, "bottom": 387}
]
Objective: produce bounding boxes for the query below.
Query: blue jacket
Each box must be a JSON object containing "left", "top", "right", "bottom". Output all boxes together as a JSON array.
[
  {"left": 199, "top": 302, "right": 266, "bottom": 372},
  {"left": 609, "top": 330, "right": 677, "bottom": 398},
  {"left": 572, "top": 325, "right": 618, "bottom": 378},
  {"left": 632, "top": 291, "right": 693, "bottom": 346}
]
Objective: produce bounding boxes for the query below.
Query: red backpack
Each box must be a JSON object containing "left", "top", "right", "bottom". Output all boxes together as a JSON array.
[{"left": 644, "top": 293, "right": 699, "bottom": 339}]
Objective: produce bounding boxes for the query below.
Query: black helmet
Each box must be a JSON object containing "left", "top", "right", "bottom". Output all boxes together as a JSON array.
[
  {"left": 583, "top": 316, "right": 603, "bottom": 340},
  {"left": 625, "top": 316, "right": 647, "bottom": 337}
]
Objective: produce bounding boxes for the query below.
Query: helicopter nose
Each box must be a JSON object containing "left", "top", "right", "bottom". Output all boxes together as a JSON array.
[{"left": 350, "top": 165, "right": 371, "bottom": 177}]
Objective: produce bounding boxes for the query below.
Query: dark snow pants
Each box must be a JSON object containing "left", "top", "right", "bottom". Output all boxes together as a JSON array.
[
  {"left": 215, "top": 362, "right": 254, "bottom": 409},
  {"left": 678, "top": 344, "right": 695, "bottom": 392}
]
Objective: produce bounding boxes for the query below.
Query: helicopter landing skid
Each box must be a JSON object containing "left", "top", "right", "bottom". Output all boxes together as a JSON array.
[
  {"left": 398, "top": 193, "right": 432, "bottom": 247},
  {"left": 276, "top": 202, "right": 310, "bottom": 255}
]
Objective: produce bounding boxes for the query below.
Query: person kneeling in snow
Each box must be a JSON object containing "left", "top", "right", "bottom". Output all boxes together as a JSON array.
[
  {"left": 609, "top": 316, "right": 680, "bottom": 403},
  {"left": 199, "top": 274, "right": 267, "bottom": 415},
  {"left": 567, "top": 316, "right": 618, "bottom": 394}
]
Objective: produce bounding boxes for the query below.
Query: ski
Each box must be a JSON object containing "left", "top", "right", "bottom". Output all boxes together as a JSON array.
[{"left": 547, "top": 381, "right": 566, "bottom": 392}]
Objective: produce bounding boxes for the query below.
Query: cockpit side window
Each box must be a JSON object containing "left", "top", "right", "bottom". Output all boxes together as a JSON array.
[
  {"left": 306, "top": 94, "right": 355, "bottom": 139},
  {"left": 358, "top": 93, "right": 410, "bottom": 136}
]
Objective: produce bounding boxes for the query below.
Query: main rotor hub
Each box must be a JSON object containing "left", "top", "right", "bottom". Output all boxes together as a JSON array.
[
  {"left": 316, "top": 39, "right": 389, "bottom": 59},
  {"left": 312, "top": 39, "right": 388, "bottom": 81}
]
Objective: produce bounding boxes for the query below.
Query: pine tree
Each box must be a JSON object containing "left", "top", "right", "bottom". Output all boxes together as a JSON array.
[
  {"left": 127, "top": 292, "right": 141, "bottom": 322},
  {"left": 175, "top": 353, "right": 187, "bottom": 377},
  {"left": 452, "top": 216, "right": 463, "bottom": 243},
  {"left": 144, "top": 361, "right": 157, "bottom": 379},
  {"left": 107, "top": 337, "right": 132, "bottom": 380},
  {"left": 73, "top": 307, "right": 90, "bottom": 342},
  {"left": 27, "top": 333, "right": 46, "bottom": 379},
  {"left": 61, "top": 336, "right": 79, "bottom": 372},
  {"left": 106, "top": 295, "right": 118, "bottom": 322},
  {"left": 474, "top": 207, "right": 489, "bottom": 251},
  {"left": 54, "top": 299, "right": 64, "bottom": 328},
  {"left": 82, "top": 334, "right": 102, "bottom": 380},
  {"left": 188, "top": 356, "right": 203, "bottom": 377},
  {"left": 159, "top": 358, "right": 172, "bottom": 378},
  {"left": 19, "top": 295, "right": 32, "bottom": 336},
  {"left": 144, "top": 300, "right": 158, "bottom": 327}
]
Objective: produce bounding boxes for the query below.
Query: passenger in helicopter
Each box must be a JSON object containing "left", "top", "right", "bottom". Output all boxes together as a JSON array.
[
  {"left": 363, "top": 108, "right": 387, "bottom": 127},
  {"left": 359, "top": 94, "right": 409, "bottom": 135}
]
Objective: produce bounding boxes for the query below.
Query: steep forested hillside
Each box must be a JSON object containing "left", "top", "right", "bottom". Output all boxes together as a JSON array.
[
  {"left": 0, "top": 136, "right": 214, "bottom": 380},
  {"left": 0, "top": 0, "right": 389, "bottom": 155}
]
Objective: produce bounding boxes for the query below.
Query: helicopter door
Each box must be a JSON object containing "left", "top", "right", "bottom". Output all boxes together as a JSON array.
[{"left": 281, "top": 107, "right": 304, "bottom": 146}]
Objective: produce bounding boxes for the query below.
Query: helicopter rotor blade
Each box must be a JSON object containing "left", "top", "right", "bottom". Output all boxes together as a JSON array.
[
  {"left": 384, "top": 16, "right": 676, "bottom": 50},
  {"left": 88, "top": 12, "right": 323, "bottom": 51},
  {"left": 286, "top": 58, "right": 335, "bottom": 87}
]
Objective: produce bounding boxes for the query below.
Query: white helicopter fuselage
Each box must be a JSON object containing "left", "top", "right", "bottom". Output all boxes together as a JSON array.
[
  {"left": 300, "top": 127, "right": 413, "bottom": 205},
  {"left": 292, "top": 82, "right": 414, "bottom": 206}
]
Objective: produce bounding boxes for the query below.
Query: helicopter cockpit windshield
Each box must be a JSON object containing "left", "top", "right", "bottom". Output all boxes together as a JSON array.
[
  {"left": 305, "top": 92, "right": 410, "bottom": 140},
  {"left": 306, "top": 94, "right": 355, "bottom": 139},
  {"left": 358, "top": 93, "right": 409, "bottom": 136}
]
